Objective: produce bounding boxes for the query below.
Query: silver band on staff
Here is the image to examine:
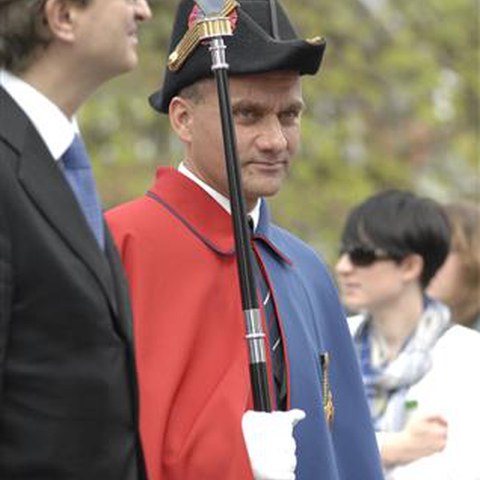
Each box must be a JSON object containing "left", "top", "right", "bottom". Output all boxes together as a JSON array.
[{"left": 244, "top": 308, "right": 267, "bottom": 364}]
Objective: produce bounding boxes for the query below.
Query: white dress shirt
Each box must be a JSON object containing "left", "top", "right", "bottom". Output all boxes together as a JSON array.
[
  {"left": 0, "top": 69, "right": 78, "bottom": 161},
  {"left": 178, "top": 161, "right": 261, "bottom": 229}
]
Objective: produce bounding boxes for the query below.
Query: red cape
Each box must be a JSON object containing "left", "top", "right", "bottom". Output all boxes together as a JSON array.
[{"left": 107, "top": 168, "right": 265, "bottom": 480}]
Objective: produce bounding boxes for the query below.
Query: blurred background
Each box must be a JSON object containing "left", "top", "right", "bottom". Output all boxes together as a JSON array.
[{"left": 80, "top": 0, "right": 479, "bottom": 265}]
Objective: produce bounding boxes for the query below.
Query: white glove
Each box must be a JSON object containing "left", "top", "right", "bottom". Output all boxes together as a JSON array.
[{"left": 242, "top": 409, "right": 306, "bottom": 480}]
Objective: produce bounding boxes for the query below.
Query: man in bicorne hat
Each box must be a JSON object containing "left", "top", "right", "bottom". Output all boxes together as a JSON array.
[{"left": 107, "top": 0, "right": 384, "bottom": 479}]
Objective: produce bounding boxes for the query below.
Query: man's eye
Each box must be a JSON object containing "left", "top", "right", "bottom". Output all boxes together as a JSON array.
[
  {"left": 279, "top": 110, "right": 301, "bottom": 123},
  {"left": 234, "top": 109, "right": 259, "bottom": 122}
]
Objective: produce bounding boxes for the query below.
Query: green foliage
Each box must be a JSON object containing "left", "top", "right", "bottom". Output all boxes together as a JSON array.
[{"left": 81, "top": 0, "right": 479, "bottom": 266}]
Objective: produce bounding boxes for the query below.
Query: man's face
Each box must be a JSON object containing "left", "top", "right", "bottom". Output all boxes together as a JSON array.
[
  {"left": 177, "top": 71, "right": 304, "bottom": 209},
  {"left": 72, "top": 0, "right": 151, "bottom": 80}
]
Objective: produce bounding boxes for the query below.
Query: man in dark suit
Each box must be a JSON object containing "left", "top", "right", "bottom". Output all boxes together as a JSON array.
[{"left": 0, "top": 0, "right": 151, "bottom": 478}]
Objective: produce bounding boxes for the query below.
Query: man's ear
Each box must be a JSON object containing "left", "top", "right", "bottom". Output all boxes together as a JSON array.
[
  {"left": 43, "top": 0, "right": 77, "bottom": 42},
  {"left": 169, "top": 96, "right": 195, "bottom": 143},
  {"left": 400, "top": 253, "right": 424, "bottom": 284}
]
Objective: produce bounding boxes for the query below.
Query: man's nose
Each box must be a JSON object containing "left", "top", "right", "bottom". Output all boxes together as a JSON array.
[
  {"left": 256, "top": 115, "right": 288, "bottom": 152},
  {"left": 135, "top": 0, "right": 153, "bottom": 21}
]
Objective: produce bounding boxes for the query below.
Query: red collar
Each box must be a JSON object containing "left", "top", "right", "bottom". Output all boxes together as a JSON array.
[{"left": 147, "top": 167, "right": 235, "bottom": 256}]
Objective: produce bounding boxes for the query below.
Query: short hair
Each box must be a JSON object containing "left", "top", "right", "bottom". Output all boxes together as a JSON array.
[
  {"left": 0, "top": 0, "right": 90, "bottom": 73},
  {"left": 340, "top": 189, "right": 451, "bottom": 288},
  {"left": 177, "top": 78, "right": 212, "bottom": 105},
  {"left": 443, "top": 202, "right": 480, "bottom": 325}
]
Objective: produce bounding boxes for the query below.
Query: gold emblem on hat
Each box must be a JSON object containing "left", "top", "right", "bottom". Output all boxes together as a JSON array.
[
  {"left": 168, "top": 0, "right": 239, "bottom": 72},
  {"left": 320, "top": 352, "right": 335, "bottom": 428},
  {"left": 306, "top": 36, "right": 326, "bottom": 46}
]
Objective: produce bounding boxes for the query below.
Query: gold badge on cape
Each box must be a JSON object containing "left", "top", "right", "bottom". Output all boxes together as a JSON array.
[{"left": 320, "top": 352, "right": 335, "bottom": 428}]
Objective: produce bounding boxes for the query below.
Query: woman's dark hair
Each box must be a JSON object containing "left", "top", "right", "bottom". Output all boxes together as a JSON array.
[{"left": 341, "top": 189, "right": 451, "bottom": 288}]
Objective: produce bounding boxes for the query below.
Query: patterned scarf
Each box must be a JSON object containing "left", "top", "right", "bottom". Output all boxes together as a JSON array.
[{"left": 352, "top": 299, "right": 451, "bottom": 432}]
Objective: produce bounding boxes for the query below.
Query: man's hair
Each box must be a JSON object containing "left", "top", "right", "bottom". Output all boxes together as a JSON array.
[
  {"left": 0, "top": 0, "right": 90, "bottom": 73},
  {"left": 341, "top": 189, "right": 451, "bottom": 288},
  {"left": 177, "top": 78, "right": 211, "bottom": 105}
]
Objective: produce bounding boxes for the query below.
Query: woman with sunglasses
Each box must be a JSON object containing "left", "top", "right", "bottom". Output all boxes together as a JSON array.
[{"left": 335, "top": 190, "right": 480, "bottom": 480}]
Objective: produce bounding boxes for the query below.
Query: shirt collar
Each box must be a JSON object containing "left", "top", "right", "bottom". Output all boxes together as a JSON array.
[
  {"left": 0, "top": 69, "right": 78, "bottom": 161},
  {"left": 178, "top": 161, "right": 261, "bottom": 230}
]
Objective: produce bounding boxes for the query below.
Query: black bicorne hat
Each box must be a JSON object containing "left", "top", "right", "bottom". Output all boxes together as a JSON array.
[{"left": 149, "top": 0, "right": 326, "bottom": 113}]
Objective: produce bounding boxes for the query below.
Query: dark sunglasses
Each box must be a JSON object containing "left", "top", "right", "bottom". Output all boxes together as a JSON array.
[{"left": 339, "top": 245, "right": 394, "bottom": 267}]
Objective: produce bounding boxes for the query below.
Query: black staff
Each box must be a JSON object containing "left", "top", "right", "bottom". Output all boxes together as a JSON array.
[{"left": 167, "top": 0, "right": 271, "bottom": 411}]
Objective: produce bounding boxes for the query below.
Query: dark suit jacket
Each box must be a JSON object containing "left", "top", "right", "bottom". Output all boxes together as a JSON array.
[{"left": 0, "top": 86, "right": 146, "bottom": 479}]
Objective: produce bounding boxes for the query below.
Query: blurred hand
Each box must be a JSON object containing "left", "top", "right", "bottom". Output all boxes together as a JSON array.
[
  {"left": 242, "top": 409, "right": 305, "bottom": 480},
  {"left": 380, "top": 414, "right": 448, "bottom": 467}
]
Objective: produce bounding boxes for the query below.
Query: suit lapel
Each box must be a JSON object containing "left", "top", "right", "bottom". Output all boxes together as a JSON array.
[{"left": 0, "top": 87, "right": 119, "bottom": 316}]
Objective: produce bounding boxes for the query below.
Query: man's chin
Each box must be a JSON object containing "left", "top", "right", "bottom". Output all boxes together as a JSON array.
[{"left": 246, "top": 186, "right": 281, "bottom": 203}]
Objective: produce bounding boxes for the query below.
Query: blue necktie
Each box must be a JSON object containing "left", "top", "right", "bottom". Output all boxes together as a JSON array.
[{"left": 61, "top": 135, "right": 105, "bottom": 249}]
